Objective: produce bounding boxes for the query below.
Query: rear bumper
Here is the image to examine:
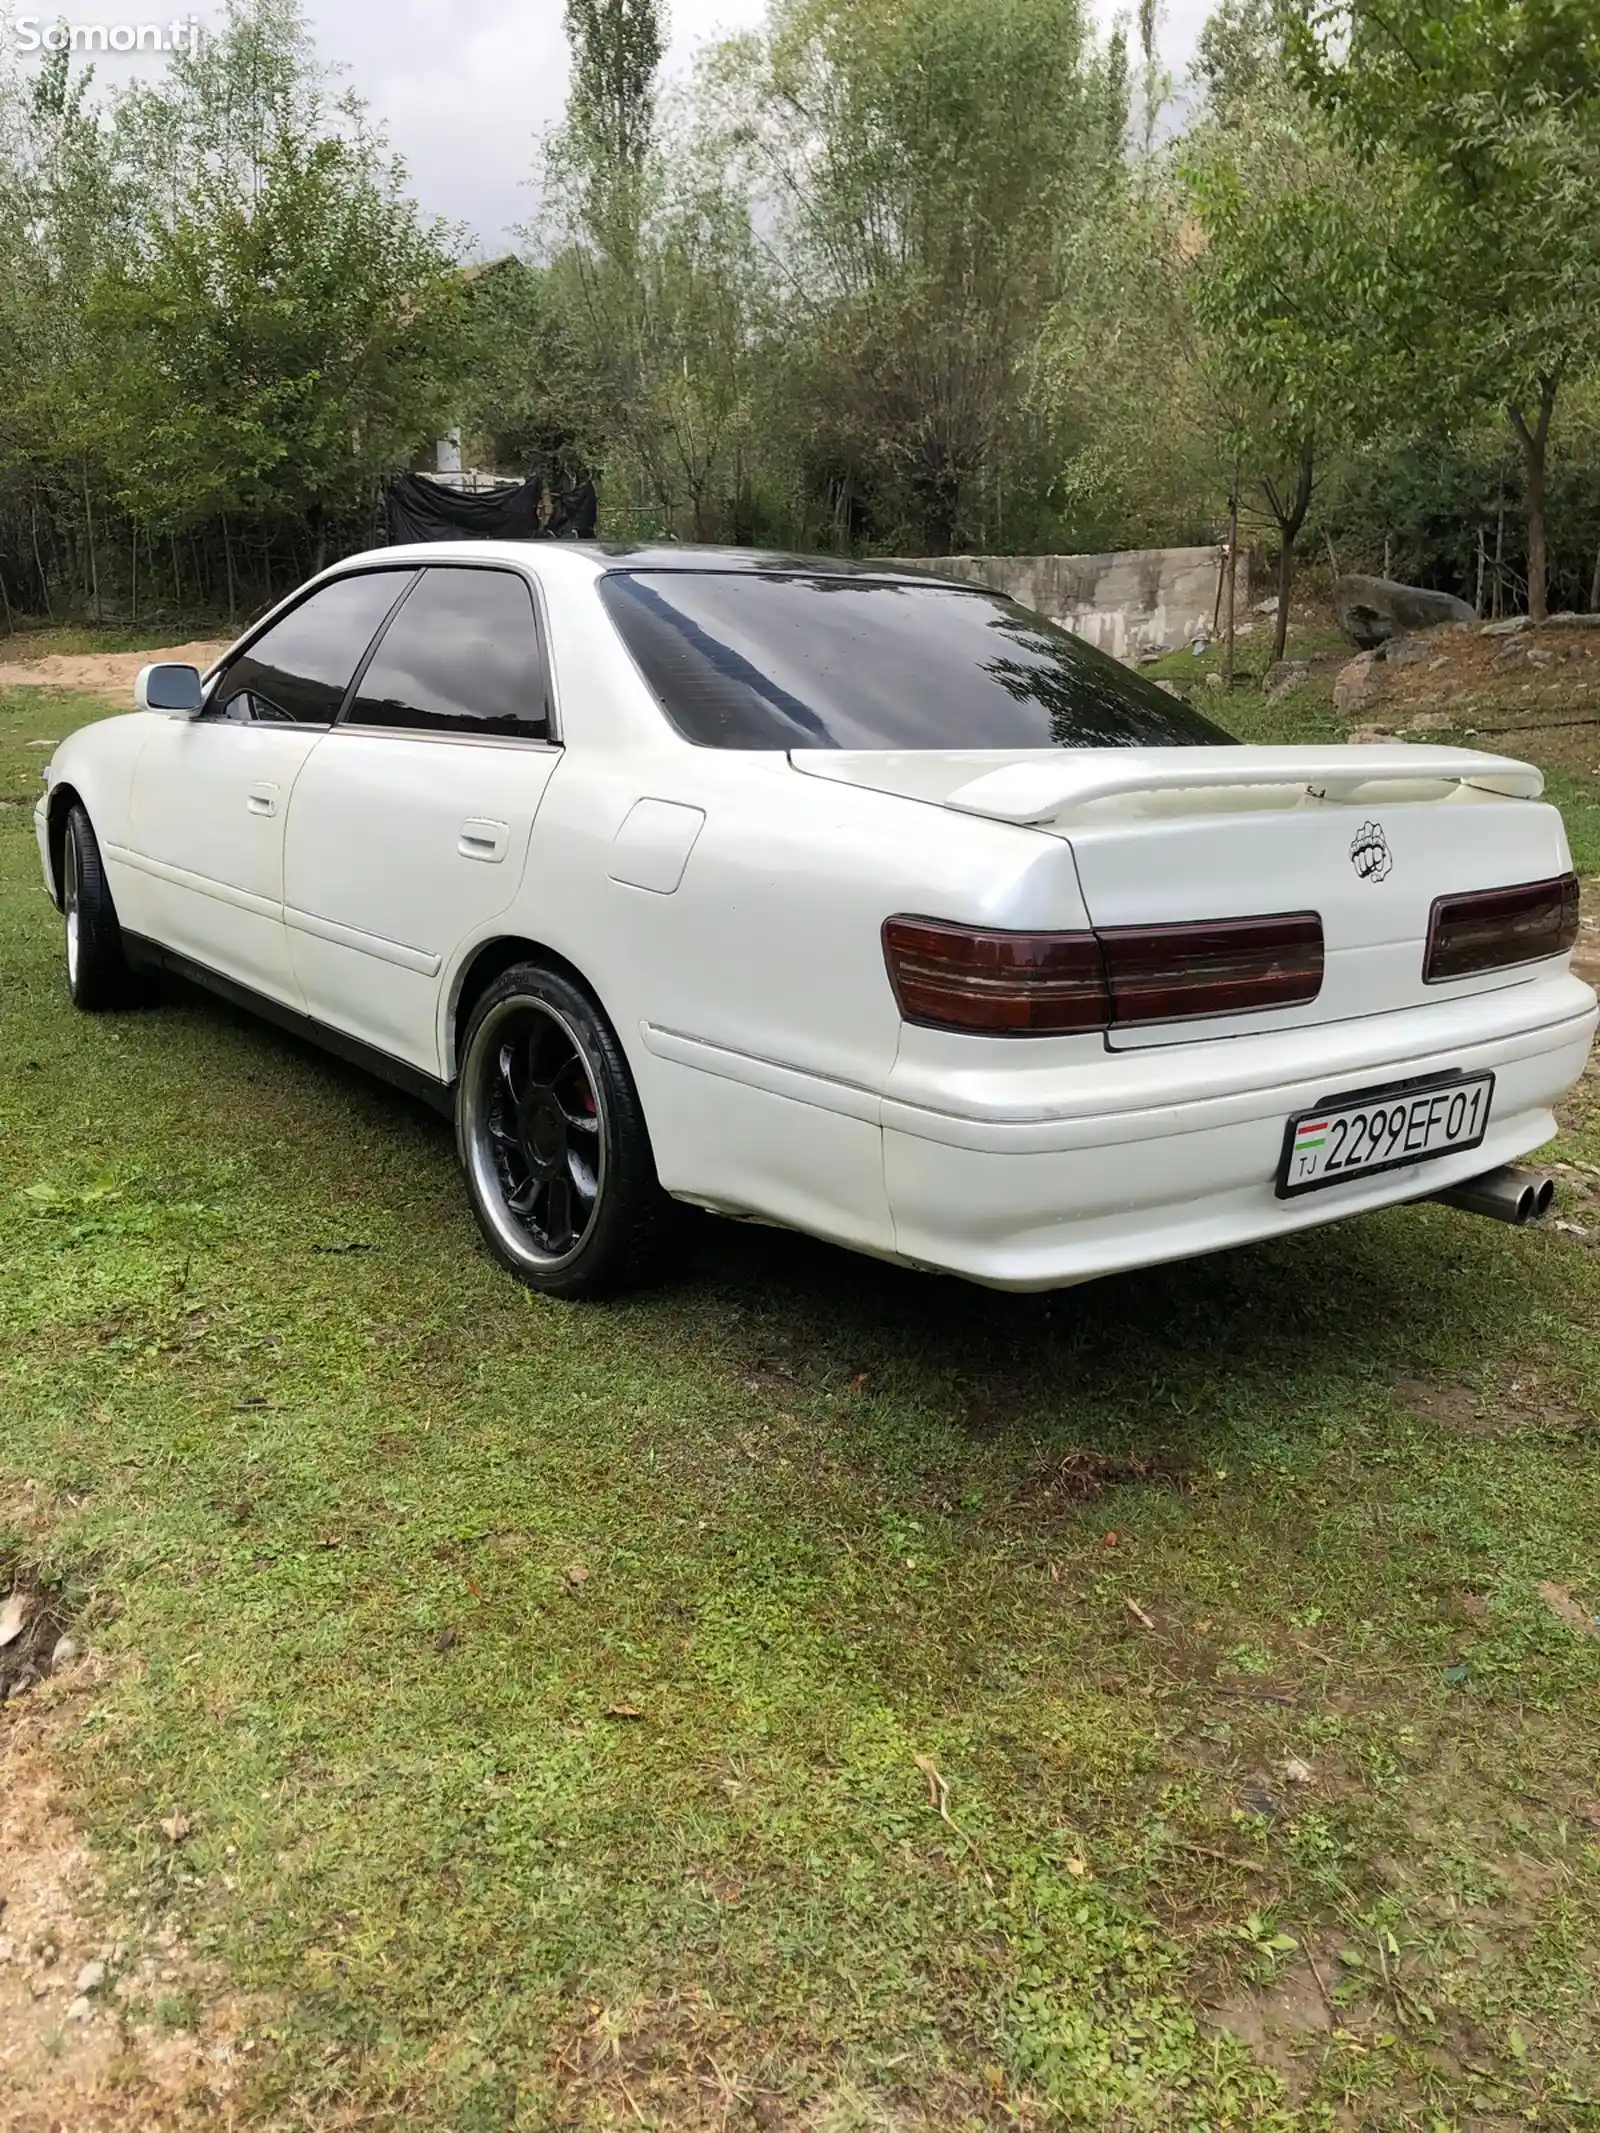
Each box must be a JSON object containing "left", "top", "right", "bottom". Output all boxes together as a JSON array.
[{"left": 882, "top": 981, "right": 1598, "bottom": 1289}]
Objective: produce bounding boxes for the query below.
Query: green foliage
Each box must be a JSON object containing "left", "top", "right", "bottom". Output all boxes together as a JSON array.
[
  {"left": 560, "top": 0, "right": 663, "bottom": 261},
  {"left": 1287, "top": 0, "right": 1600, "bottom": 616},
  {"left": 85, "top": 131, "right": 468, "bottom": 549},
  {"left": 2, "top": 0, "right": 1599, "bottom": 612},
  {"left": 0, "top": 0, "right": 474, "bottom": 621}
]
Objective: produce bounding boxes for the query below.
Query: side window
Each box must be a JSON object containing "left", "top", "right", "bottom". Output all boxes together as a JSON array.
[
  {"left": 212, "top": 572, "right": 415, "bottom": 725},
  {"left": 345, "top": 568, "right": 549, "bottom": 739}
]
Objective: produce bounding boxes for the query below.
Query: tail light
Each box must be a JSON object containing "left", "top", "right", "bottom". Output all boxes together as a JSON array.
[
  {"left": 883, "top": 913, "right": 1323, "bottom": 1036},
  {"left": 1425, "top": 874, "right": 1580, "bottom": 983}
]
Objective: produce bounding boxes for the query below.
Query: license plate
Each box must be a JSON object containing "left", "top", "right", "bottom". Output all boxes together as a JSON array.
[{"left": 1276, "top": 1073, "right": 1495, "bottom": 1199}]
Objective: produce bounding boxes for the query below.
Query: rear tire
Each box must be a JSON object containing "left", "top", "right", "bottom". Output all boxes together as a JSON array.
[
  {"left": 456, "top": 962, "right": 673, "bottom": 1298},
  {"left": 62, "top": 804, "right": 137, "bottom": 1012}
]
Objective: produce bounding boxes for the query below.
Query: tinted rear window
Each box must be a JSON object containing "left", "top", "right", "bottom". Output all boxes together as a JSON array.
[{"left": 599, "top": 572, "right": 1233, "bottom": 751}]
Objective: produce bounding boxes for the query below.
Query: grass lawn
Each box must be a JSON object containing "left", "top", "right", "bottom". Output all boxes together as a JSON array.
[{"left": 3, "top": 639, "right": 1600, "bottom": 2130}]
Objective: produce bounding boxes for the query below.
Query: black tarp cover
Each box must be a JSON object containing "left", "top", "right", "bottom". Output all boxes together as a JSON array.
[{"left": 386, "top": 472, "right": 546, "bottom": 545}]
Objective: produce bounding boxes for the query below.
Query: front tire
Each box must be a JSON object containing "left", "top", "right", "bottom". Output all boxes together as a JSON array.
[
  {"left": 456, "top": 963, "right": 672, "bottom": 1298},
  {"left": 62, "top": 804, "right": 137, "bottom": 1012}
]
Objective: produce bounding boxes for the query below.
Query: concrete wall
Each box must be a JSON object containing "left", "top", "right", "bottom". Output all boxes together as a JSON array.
[{"left": 886, "top": 546, "right": 1250, "bottom": 658}]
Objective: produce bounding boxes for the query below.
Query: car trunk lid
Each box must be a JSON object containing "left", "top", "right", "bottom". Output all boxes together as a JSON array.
[{"left": 790, "top": 745, "right": 1570, "bottom": 1046}]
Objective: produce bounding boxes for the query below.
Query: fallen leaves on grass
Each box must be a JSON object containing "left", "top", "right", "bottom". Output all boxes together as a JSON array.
[
  {"left": 1033, "top": 1449, "right": 1180, "bottom": 1504},
  {"left": 912, "top": 1755, "right": 992, "bottom": 1888},
  {"left": 565, "top": 1563, "right": 591, "bottom": 1589},
  {"left": 606, "top": 1703, "right": 646, "bottom": 1721},
  {"left": 159, "top": 1813, "right": 193, "bottom": 1845}
]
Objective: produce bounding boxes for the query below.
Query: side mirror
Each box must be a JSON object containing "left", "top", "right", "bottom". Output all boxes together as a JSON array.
[{"left": 135, "top": 663, "right": 206, "bottom": 717}]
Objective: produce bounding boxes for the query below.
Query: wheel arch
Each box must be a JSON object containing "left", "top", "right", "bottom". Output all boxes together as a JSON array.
[
  {"left": 447, "top": 935, "right": 623, "bottom": 1084},
  {"left": 44, "top": 782, "right": 85, "bottom": 911}
]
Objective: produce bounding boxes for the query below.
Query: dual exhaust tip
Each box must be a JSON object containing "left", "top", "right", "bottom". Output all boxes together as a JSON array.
[{"left": 1432, "top": 1164, "right": 1557, "bottom": 1227}]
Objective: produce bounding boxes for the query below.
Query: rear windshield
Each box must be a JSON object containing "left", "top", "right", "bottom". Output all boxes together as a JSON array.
[{"left": 599, "top": 571, "right": 1234, "bottom": 751}]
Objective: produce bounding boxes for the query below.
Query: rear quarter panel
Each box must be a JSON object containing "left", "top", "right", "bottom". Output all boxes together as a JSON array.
[{"left": 477, "top": 746, "right": 1091, "bottom": 1252}]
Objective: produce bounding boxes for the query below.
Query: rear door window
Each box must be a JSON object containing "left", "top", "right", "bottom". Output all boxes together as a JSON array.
[
  {"left": 345, "top": 567, "right": 549, "bottom": 739},
  {"left": 212, "top": 571, "right": 416, "bottom": 724},
  {"left": 599, "top": 571, "right": 1234, "bottom": 751}
]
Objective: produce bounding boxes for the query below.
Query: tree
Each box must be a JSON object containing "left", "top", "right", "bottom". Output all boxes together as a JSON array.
[
  {"left": 1288, "top": 0, "right": 1600, "bottom": 620},
  {"left": 724, "top": 0, "right": 1130, "bottom": 553},
  {"left": 560, "top": 0, "right": 664, "bottom": 267},
  {"left": 1185, "top": 80, "right": 1396, "bottom": 657},
  {"left": 86, "top": 128, "right": 469, "bottom": 600}
]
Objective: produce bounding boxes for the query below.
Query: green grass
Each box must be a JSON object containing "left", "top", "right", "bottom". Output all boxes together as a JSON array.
[
  {"left": 4, "top": 671, "right": 1600, "bottom": 2129},
  {"left": 0, "top": 619, "right": 228, "bottom": 659}
]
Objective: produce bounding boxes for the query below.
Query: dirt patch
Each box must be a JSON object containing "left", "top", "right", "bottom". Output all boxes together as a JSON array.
[
  {"left": 0, "top": 1639, "right": 256, "bottom": 2129},
  {"left": 1393, "top": 1372, "right": 1588, "bottom": 1439},
  {"left": 1379, "top": 621, "right": 1600, "bottom": 723},
  {"left": 0, "top": 1576, "right": 68, "bottom": 1703},
  {"left": 0, "top": 643, "right": 228, "bottom": 698},
  {"left": 1209, "top": 1944, "right": 1338, "bottom": 2076}
]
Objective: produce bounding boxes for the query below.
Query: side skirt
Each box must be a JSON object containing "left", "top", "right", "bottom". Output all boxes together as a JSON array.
[{"left": 123, "top": 932, "right": 456, "bottom": 1119}]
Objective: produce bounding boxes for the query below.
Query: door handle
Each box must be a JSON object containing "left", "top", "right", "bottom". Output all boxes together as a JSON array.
[
  {"left": 247, "top": 783, "right": 279, "bottom": 818},
  {"left": 459, "top": 818, "right": 509, "bottom": 864}
]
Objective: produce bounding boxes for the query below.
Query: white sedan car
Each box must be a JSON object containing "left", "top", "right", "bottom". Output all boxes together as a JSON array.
[{"left": 36, "top": 543, "right": 1597, "bottom": 1296}]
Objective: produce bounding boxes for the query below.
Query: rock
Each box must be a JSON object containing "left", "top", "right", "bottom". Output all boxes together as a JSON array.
[
  {"left": 50, "top": 1635, "right": 79, "bottom": 1670},
  {"left": 1334, "top": 574, "right": 1476, "bottom": 650},
  {"left": 1264, "top": 660, "right": 1311, "bottom": 698},
  {"left": 1380, "top": 632, "right": 1439, "bottom": 667},
  {"left": 1203, "top": 672, "right": 1226, "bottom": 690},
  {"left": 1481, "top": 615, "right": 1529, "bottom": 637},
  {"left": 1153, "top": 679, "right": 1189, "bottom": 700},
  {"left": 75, "top": 1960, "right": 106, "bottom": 1994},
  {"left": 1544, "top": 612, "right": 1600, "bottom": 630},
  {"left": 1253, "top": 596, "right": 1279, "bottom": 617},
  {"left": 1334, "top": 651, "right": 1387, "bottom": 714},
  {"left": 66, "top": 1995, "right": 93, "bottom": 2022}
]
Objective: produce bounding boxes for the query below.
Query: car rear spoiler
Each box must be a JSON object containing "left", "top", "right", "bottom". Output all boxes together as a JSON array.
[{"left": 940, "top": 746, "right": 1545, "bottom": 826}]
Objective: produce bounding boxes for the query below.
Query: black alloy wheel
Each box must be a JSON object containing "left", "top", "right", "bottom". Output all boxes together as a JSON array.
[
  {"left": 456, "top": 963, "right": 672, "bottom": 1297},
  {"left": 61, "top": 803, "right": 137, "bottom": 1011}
]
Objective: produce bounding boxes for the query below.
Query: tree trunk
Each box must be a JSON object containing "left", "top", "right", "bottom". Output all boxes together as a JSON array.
[
  {"left": 1589, "top": 537, "right": 1599, "bottom": 615},
  {"left": 82, "top": 463, "right": 100, "bottom": 622},
  {"left": 1510, "top": 376, "right": 1558, "bottom": 623},
  {"left": 222, "top": 514, "right": 237, "bottom": 626},
  {"left": 1221, "top": 489, "right": 1240, "bottom": 689},
  {"left": 1264, "top": 444, "right": 1315, "bottom": 666},
  {"left": 31, "top": 505, "right": 52, "bottom": 620}
]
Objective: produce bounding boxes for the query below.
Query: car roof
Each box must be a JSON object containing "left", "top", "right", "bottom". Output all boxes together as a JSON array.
[{"left": 325, "top": 539, "right": 972, "bottom": 588}]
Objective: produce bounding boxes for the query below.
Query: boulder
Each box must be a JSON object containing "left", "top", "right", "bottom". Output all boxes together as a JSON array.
[
  {"left": 1381, "top": 632, "right": 1440, "bottom": 667},
  {"left": 1334, "top": 651, "right": 1387, "bottom": 714},
  {"left": 1264, "top": 659, "right": 1311, "bottom": 699},
  {"left": 1333, "top": 574, "right": 1476, "bottom": 650}
]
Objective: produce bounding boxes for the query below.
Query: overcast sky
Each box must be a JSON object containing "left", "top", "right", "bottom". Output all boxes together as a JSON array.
[{"left": 6, "top": 0, "right": 1214, "bottom": 248}]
